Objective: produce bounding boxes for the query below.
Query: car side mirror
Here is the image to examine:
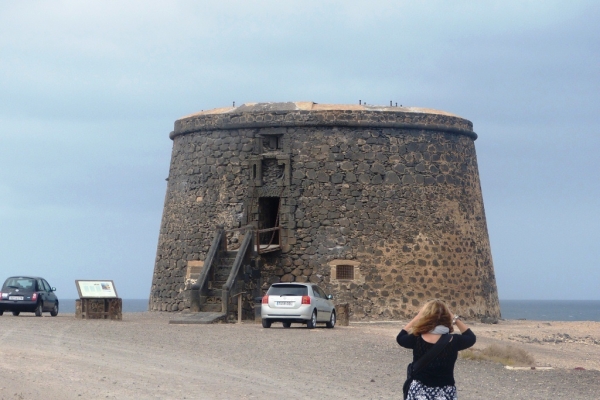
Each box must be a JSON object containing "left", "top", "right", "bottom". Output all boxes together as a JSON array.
[
  {"left": 51, "top": 287, "right": 57, "bottom": 291},
  {"left": 327, "top": 294, "right": 333, "bottom": 300}
]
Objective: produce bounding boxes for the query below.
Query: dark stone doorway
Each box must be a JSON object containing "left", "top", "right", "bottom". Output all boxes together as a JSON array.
[{"left": 258, "top": 197, "right": 280, "bottom": 245}]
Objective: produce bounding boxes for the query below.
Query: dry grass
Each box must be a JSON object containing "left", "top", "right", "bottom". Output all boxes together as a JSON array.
[{"left": 460, "top": 344, "right": 535, "bottom": 367}]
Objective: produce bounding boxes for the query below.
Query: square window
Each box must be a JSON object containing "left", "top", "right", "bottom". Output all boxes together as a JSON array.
[
  {"left": 336, "top": 265, "right": 354, "bottom": 280},
  {"left": 261, "top": 135, "right": 281, "bottom": 152}
]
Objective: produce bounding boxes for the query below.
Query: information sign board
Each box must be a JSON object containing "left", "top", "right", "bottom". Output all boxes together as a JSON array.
[{"left": 75, "top": 280, "right": 118, "bottom": 298}]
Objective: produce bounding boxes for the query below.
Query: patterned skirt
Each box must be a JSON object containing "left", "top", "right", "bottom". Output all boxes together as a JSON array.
[{"left": 406, "top": 380, "right": 457, "bottom": 400}]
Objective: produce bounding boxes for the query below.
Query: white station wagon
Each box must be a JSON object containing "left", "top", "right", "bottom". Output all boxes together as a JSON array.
[{"left": 261, "top": 283, "right": 336, "bottom": 329}]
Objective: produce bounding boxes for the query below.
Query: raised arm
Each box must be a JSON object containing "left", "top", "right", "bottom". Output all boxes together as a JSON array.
[
  {"left": 452, "top": 314, "right": 469, "bottom": 334},
  {"left": 396, "top": 308, "right": 424, "bottom": 348},
  {"left": 451, "top": 314, "right": 476, "bottom": 350},
  {"left": 403, "top": 307, "right": 424, "bottom": 331}
]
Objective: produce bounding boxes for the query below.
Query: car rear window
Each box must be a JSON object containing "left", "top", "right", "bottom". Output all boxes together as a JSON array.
[
  {"left": 267, "top": 285, "right": 308, "bottom": 296},
  {"left": 2, "top": 278, "right": 36, "bottom": 291}
]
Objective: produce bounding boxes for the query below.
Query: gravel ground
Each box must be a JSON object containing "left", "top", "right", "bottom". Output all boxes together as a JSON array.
[{"left": 0, "top": 313, "right": 598, "bottom": 399}]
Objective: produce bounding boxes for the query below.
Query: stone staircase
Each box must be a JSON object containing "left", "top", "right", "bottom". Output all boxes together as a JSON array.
[{"left": 200, "top": 251, "right": 238, "bottom": 312}]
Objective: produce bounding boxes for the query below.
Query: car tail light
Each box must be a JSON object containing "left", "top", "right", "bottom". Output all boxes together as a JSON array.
[
  {"left": 301, "top": 296, "right": 311, "bottom": 305},
  {"left": 262, "top": 295, "right": 268, "bottom": 304},
  {"left": 32, "top": 293, "right": 37, "bottom": 301}
]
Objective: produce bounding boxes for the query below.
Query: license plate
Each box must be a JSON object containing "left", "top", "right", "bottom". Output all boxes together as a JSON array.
[
  {"left": 9, "top": 296, "right": 24, "bottom": 301},
  {"left": 276, "top": 301, "right": 293, "bottom": 306}
]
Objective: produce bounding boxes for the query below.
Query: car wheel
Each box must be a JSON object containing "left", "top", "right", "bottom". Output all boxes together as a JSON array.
[
  {"left": 34, "top": 302, "right": 43, "bottom": 317},
  {"left": 307, "top": 310, "right": 317, "bottom": 329},
  {"left": 282, "top": 322, "right": 291, "bottom": 328},
  {"left": 12, "top": 311, "right": 20, "bottom": 316},
  {"left": 50, "top": 303, "right": 59, "bottom": 317},
  {"left": 262, "top": 318, "right": 272, "bottom": 328},
  {"left": 326, "top": 310, "right": 336, "bottom": 329},
  {"left": 0, "top": 310, "right": 3, "bottom": 316}
]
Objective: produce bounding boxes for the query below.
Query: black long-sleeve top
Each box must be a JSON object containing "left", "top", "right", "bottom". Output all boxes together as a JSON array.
[{"left": 396, "top": 328, "right": 476, "bottom": 387}]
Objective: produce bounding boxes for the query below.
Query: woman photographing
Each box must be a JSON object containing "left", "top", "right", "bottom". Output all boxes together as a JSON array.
[{"left": 396, "top": 300, "right": 476, "bottom": 400}]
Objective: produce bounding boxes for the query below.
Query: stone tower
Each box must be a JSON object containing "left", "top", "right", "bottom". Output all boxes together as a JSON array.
[{"left": 150, "top": 102, "right": 500, "bottom": 320}]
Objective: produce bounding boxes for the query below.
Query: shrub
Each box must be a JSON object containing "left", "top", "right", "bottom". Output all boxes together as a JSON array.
[{"left": 460, "top": 344, "right": 535, "bottom": 367}]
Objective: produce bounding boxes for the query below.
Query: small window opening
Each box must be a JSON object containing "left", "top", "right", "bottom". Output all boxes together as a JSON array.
[
  {"left": 252, "top": 164, "right": 257, "bottom": 179},
  {"left": 262, "top": 135, "right": 281, "bottom": 152},
  {"left": 186, "top": 264, "right": 203, "bottom": 281},
  {"left": 336, "top": 265, "right": 354, "bottom": 280}
]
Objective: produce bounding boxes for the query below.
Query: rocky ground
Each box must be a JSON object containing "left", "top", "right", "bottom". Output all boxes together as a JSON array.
[
  {"left": 0, "top": 313, "right": 598, "bottom": 399},
  {"left": 465, "top": 319, "right": 600, "bottom": 371}
]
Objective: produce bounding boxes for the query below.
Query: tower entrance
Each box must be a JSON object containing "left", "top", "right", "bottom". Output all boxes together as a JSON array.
[{"left": 257, "top": 197, "right": 280, "bottom": 249}]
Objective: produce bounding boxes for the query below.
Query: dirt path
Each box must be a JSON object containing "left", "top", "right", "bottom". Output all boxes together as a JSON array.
[{"left": 0, "top": 314, "right": 598, "bottom": 399}]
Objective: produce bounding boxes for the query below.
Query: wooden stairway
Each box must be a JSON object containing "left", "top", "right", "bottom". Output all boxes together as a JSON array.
[{"left": 200, "top": 251, "right": 238, "bottom": 312}]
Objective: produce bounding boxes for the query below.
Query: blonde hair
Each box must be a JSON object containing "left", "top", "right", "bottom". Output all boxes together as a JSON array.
[{"left": 411, "top": 299, "right": 454, "bottom": 335}]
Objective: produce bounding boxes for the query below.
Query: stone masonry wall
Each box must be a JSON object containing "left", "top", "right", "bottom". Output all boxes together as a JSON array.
[
  {"left": 283, "top": 127, "right": 499, "bottom": 319},
  {"left": 150, "top": 106, "right": 500, "bottom": 320}
]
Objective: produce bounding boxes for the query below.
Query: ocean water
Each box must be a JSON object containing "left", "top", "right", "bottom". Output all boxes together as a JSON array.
[
  {"left": 500, "top": 300, "right": 600, "bottom": 321},
  {"left": 55, "top": 299, "right": 600, "bottom": 321}
]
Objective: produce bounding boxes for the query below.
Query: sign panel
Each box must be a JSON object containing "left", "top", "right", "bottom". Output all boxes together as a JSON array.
[{"left": 75, "top": 280, "right": 118, "bottom": 299}]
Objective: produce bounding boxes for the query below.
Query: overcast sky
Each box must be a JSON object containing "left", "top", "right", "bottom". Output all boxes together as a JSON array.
[{"left": 1, "top": 1, "right": 598, "bottom": 301}]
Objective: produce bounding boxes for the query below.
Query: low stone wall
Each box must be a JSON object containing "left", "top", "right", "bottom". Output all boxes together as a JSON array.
[
  {"left": 75, "top": 298, "right": 122, "bottom": 320},
  {"left": 336, "top": 303, "right": 350, "bottom": 326}
]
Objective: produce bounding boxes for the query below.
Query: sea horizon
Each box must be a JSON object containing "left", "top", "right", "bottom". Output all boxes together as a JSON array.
[
  {"left": 53, "top": 299, "right": 600, "bottom": 322},
  {"left": 499, "top": 299, "right": 600, "bottom": 322}
]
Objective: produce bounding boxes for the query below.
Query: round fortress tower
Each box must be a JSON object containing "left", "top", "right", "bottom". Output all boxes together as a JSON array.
[{"left": 150, "top": 102, "right": 500, "bottom": 320}]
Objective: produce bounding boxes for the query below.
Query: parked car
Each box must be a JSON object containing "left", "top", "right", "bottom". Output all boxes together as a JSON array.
[
  {"left": 0, "top": 276, "right": 59, "bottom": 317},
  {"left": 261, "top": 283, "right": 335, "bottom": 329}
]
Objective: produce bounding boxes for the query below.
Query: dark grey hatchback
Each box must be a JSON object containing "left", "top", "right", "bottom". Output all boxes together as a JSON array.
[{"left": 0, "top": 276, "right": 59, "bottom": 317}]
